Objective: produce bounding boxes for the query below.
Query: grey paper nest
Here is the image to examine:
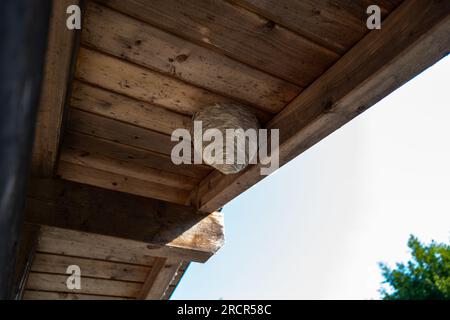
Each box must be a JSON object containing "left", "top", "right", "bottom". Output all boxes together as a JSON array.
[{"left": 192, "top": 103, "right": 260, "bottom": 175}]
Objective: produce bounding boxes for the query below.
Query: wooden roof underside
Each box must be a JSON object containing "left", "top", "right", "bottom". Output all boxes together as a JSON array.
[
  {"left": 34, "top": 0, "right": 406, "bottom": 205},
  {"left": 25, "top": 0, "right": 450, "bottom": 299},
  {"left": 21, "top": 224, "right": 189, "bottom": 300}
]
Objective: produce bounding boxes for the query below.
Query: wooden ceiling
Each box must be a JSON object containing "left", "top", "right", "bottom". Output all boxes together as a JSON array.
[
  {"left": 19, "top": 177, "right": 221, "bottom": 300},
  {"left": 56, "top": 0, "right": 402, "bottom": 206},
  {"left": 25, "top": 0, "right": 450, "bottom": 300},
  {"left": 22, "top": 225, "right": 189, "bottom": 300}
]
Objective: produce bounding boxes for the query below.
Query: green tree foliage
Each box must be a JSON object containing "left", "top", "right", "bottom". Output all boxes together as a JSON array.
[{"left": 379, "top": 235, "right": 450, "bottom": 300}]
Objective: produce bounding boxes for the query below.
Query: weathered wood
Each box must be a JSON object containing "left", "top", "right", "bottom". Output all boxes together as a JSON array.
[
  {"left": 0, "top": 0, "right": 51, "bottom": 299},
  {"left": 32, "top": 0, "right": 80, "bottom": 177},
  {"left": 67, "top": 108, "right": 176, "bottom": 156},
  {"left": 76, "top": 47, "right": 222, "bottom": 115},
  {"left": 37, "top": 226, "right": 156, "bottom": 266},
  {"left": 13, "top": 224, "right": 41, "bottom": 300},
  {"left": 231, "top": 0, "right": 402, "bottom": 54},
  {"left": 139, "top": 257, "right": 182, "bottom": 300},
  {"left": 75, "top": 47, "right": 270, "bottom": 122},
  {"left": 25, "top": 178, "right": 225, "bottom": 262},
  {"left": 26, "top": 272, "right": 142, "bottom": 298},
  {"left": 96, "top": 0, "right": 339, "bottom": 86},
  {"left": 191, "top": 0, "right": 450, "bottom": 212},
  {"left": 162, "top": 261, "right": 190, "bottom": 299},
  {"left": 71, "top": 80, "right": 190, "bottom": 136},
  {"left": 60, "top": 145, "right": 198, "bottom": 191},
  {"left": 23, "top": 290, "right": 130, "bottom": 300},
  {"left": 57, "top": 161, "right": 190, "bottom": 204},
  {"left": 31, "top": 253, "right": 151, "bottom": 283},
  {"left": 63, "top": 131, "right": 211, "bottom": 180},
  {"left": 82, "top": 2, "right": 301, "bottom": 113}
]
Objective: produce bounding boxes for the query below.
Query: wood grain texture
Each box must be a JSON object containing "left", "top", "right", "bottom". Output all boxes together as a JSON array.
[
  {"left": 231, "top": 0, "right": 403, "bottom": 53},
  {"left": 96, "top": 0, "right": 339, "bottom": 86},
  {"left": 67, "top": 107, "right": 175, "bottom": 156},
  {"left": 31, "top": 253, "right": 150, "bottom": 282},
  {"left": 13, "top": 224, "right": 41, "bottom": 299},
  {"left": 71, "top": 80, "right": 190, "bottom": 136},
  {"left": 60, "top": 145, "right": 198, "bottom": 191},
  {"left": 75, "top": 47, "right": 225, "bottom": 114},
  {"left": 139, "top": 257, "right": 181, "bottom": 300},
  {"left": 26, "top": 272, "right": 142, "bottom": 298},
  {"left": 191, "top": 0, "right": 450, "bottom": 213},
  {"left": 31, "top": 0, "right": 79, "bottom": 176},
  {"left": 75, "top": 47, "right": 270, "bottom": 122},
  {"left": 26, "top": 178, "right": 225, "bottom": 262},
  {"left": 162, "top": 261, "right": 189, "bottom": 299},
  {"left": 63, "top": 131, "right": 211, "bottom": 180},
  {"left": 36, "top": 226, "right": 156, "bottom": 266},
  {"left": 57, "top": 161, "right": 190, "bottom": 204},
  {"left": 82, "top": 2, "right": 301, "bottom": 113}
]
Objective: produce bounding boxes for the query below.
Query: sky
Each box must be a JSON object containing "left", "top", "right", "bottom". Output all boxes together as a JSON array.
[{"left": 172, "top": 55, "right": 450, "bottom": 300}]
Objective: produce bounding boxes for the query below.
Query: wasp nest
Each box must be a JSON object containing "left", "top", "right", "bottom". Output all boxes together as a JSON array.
[{"left": 192, "top": 103, "right": 260, "bottom": 175}]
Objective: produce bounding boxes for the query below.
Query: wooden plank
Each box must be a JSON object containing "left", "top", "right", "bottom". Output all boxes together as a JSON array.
[
  {"left": 71, "top": 80, "right": 190, "bottom": 136},
  {"left": 139, "top": 257, "right": 181, "bottom": 300},
  {"left": 75, "top": 47, "right": 271, "bottom": 122},
  {"left": 76, "top": 47, "right": 224, "bottom": 115},
  {"left": 37, "top": 226, "right": 156, "bottom": 266},
  {"left": 30, "top": 196, "right": 224, "bottom": 261},
  {"left": 57, "top": 161, "right": 190, "bottom": 204},
  {"left": 63, "top": 131, "right": 211, "bottom": 180},
  {"left": 23, "top": 290, "right": 130, "bottom": 300},
  {"left": 162, "top": 261, "right": 189, "bottom": 299},
  {"left": 36, "top": 225, "right": 217, "bottom": 264},
  {"left": 82, "top": 2, "right": 301, "bottom": 113},
  {"left": 67, "top": 108, "right": 176, "bottom": 156},
  {"left": 231, "top": 0, "right": 402, "bottom": 54},
  {"left": 96, "top": 0, "right": 339, "bottom": 86},
  {"left": 191, "top": 0, "right": 450, "bottom": 213},
  {"left": 26, "top": 272, "right": 141, "bottom": 298},
  {"left": 13, "top": 224, "right": 41, "bottom": 300},
  {"left": 60, "top": 145, "right": 198, "bottom": 191},
  {"left": 139, "top": 258, "right": 165, "bottom": 299},
  {"left": 26, "top": 178, "right": 225, "bottom": 262},
  {"left": 31, "top": 253, "right": 150, "bottom": 283},
  {"left": 32, "top": 0, "right": 80, "bottom": 176}
]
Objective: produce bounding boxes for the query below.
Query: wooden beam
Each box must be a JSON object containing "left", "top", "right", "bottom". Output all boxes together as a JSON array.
[
  {"left": 162, "top": 261, "right": 190, "bottom": 299},
  {"left": 191, "top": 0, "right": 450, "bottom": 213},
  {"left": 31, "top": 0, "right": 80, "bottom": 177},
  {"left": 0, "top": 0, "right": 51, "bottom": 299},
  {"left": 25, "top": 178, "right": 224, "bottom": 263},
  {"left": 13, "top": 224, "right": 41, "bottom": 300},
  {"left": 139, "top": 257, "right": 182, "bottom": 300}
]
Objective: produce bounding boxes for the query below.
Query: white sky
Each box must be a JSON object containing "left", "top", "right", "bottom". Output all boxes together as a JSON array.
[{"left": 172, "top": 55, "right": 450, "bottom": 300}]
